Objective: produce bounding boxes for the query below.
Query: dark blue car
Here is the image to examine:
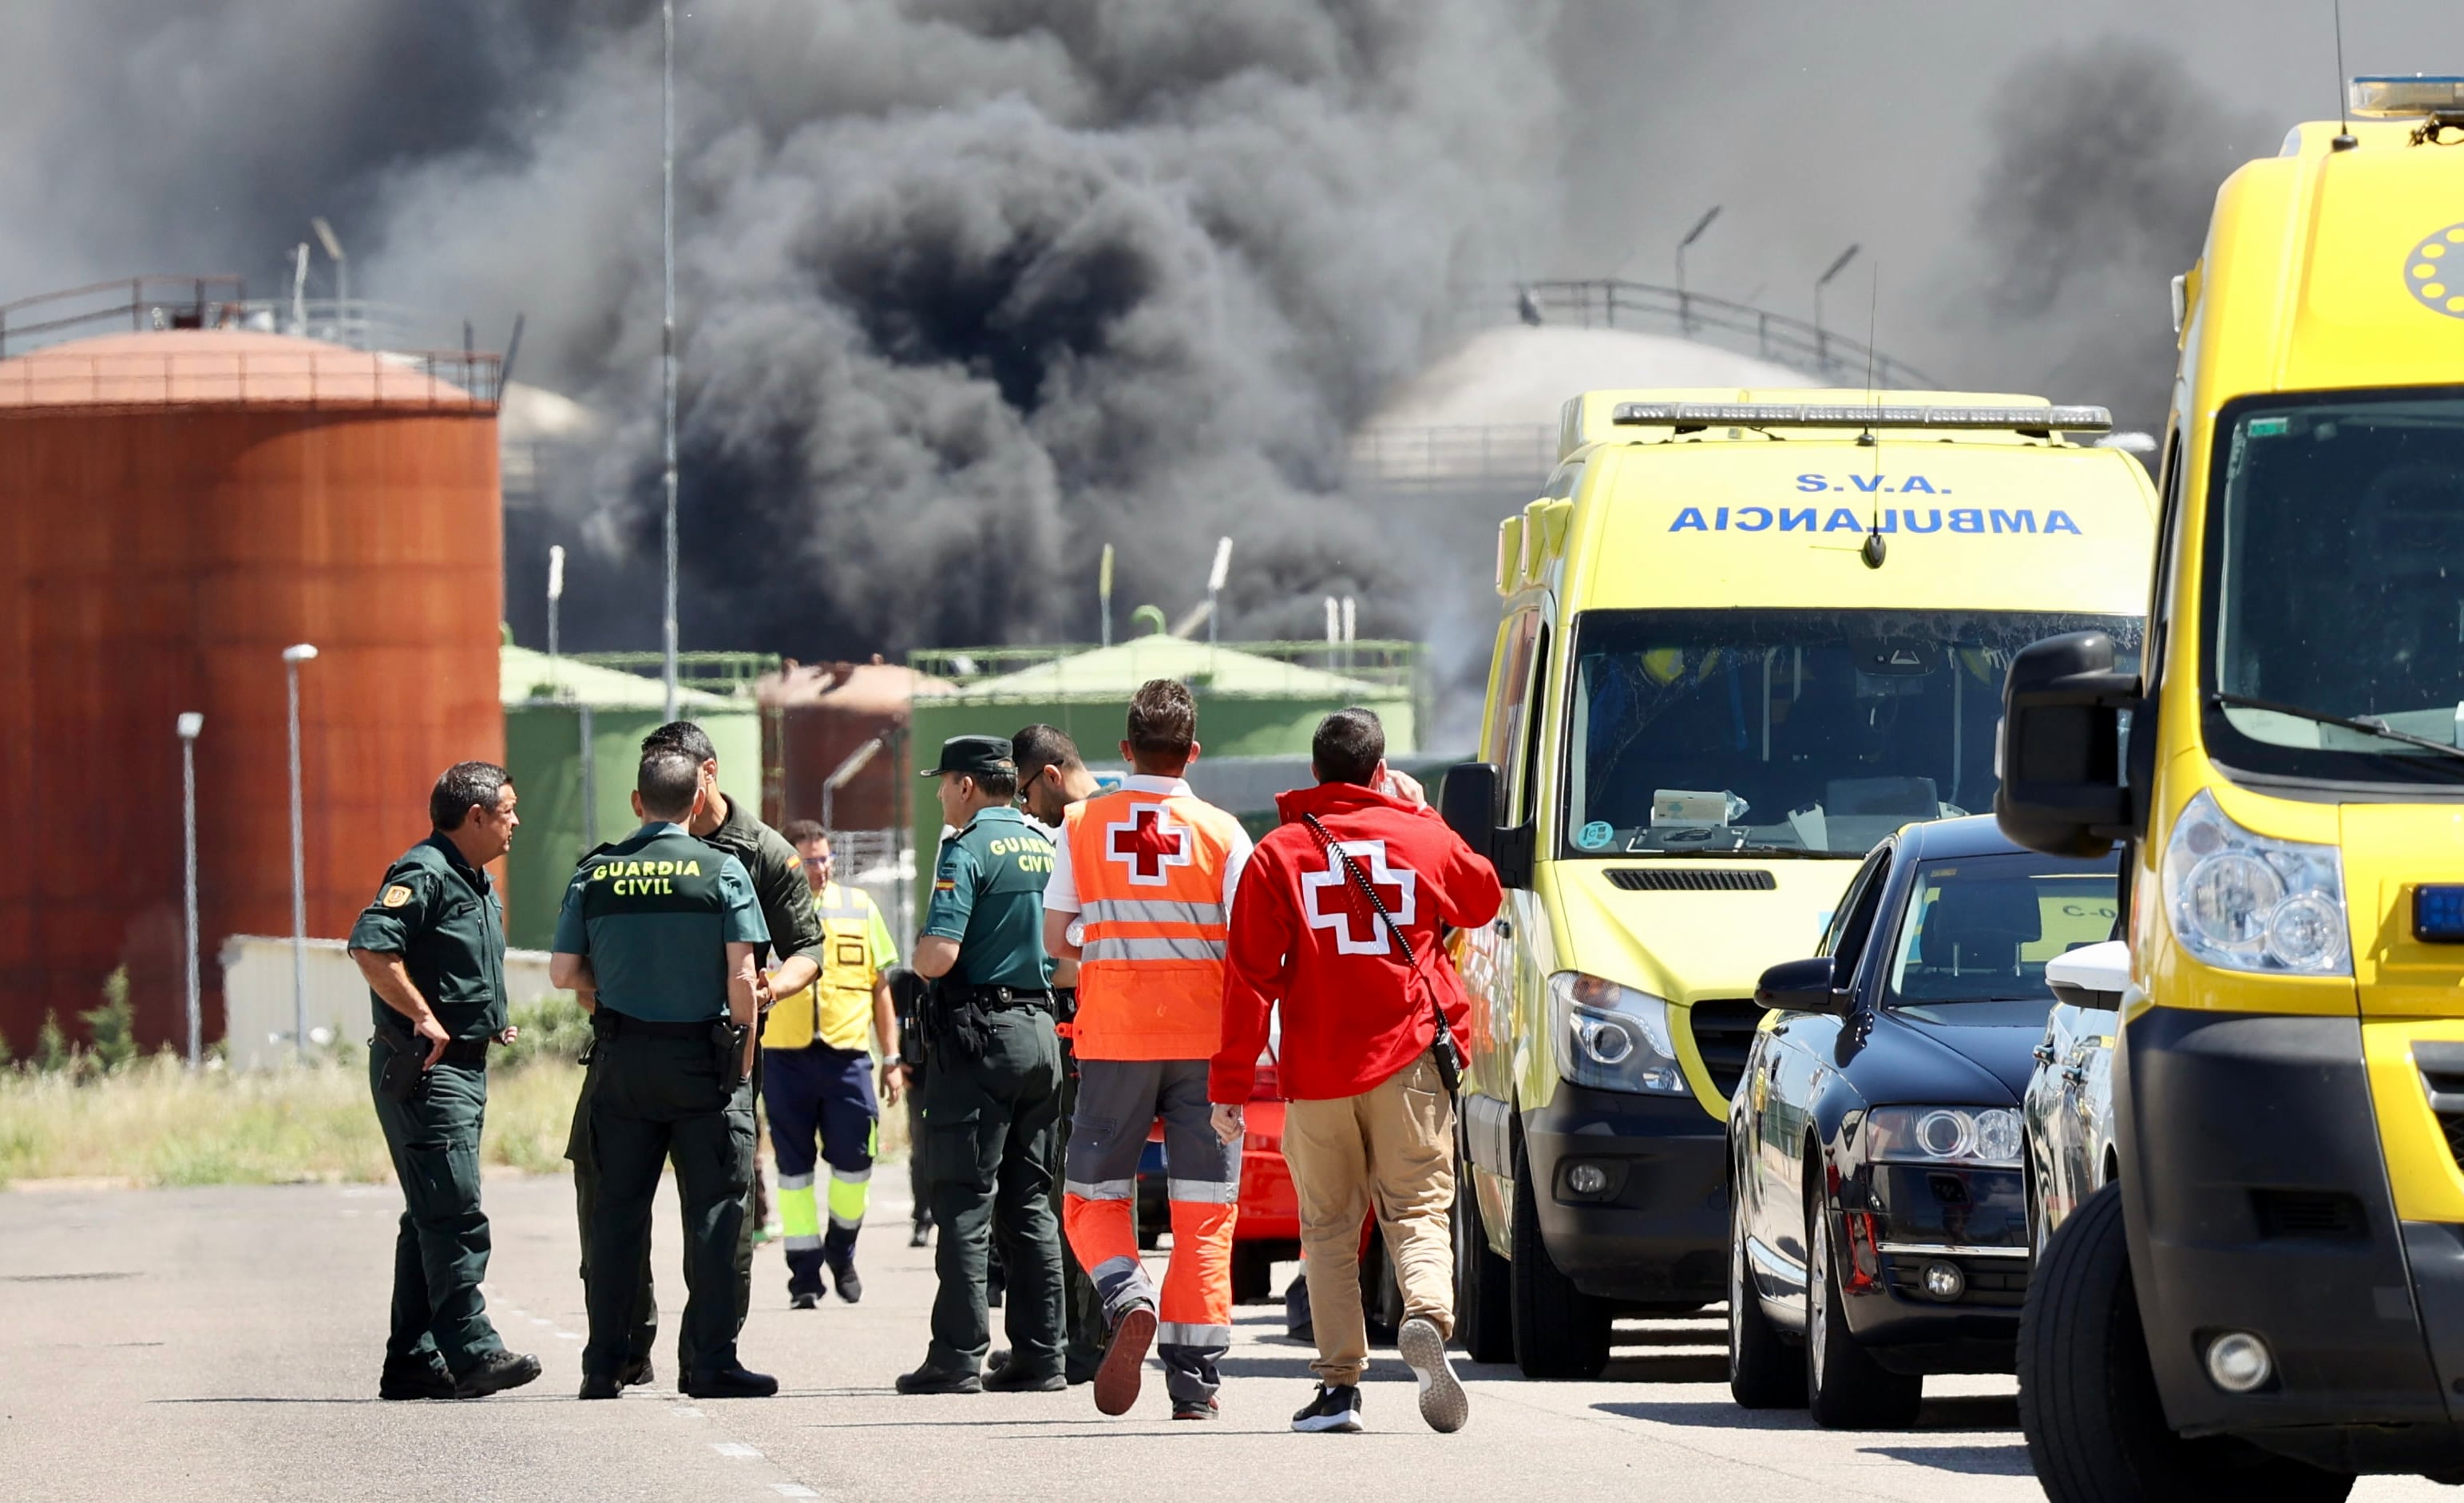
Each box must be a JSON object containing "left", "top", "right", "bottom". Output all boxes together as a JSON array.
[{"left": 1721, "top": 815, "right": 2119, "bottom": 1427}]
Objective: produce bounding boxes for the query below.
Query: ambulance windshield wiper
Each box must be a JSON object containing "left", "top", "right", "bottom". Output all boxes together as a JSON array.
[{"left": 2211, "top": 692, "right": 2464, "bottom": 764}]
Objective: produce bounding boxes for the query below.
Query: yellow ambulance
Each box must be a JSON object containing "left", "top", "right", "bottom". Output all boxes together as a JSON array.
[
  {"left": 2002, "top": 77, "right": 2464, "bottom": 1498},
  {"left": 1439, "top": 387, "right": 2157, "bottom": 1378}
]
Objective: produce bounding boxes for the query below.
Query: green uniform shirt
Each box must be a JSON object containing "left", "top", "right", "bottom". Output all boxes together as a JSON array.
[
  {"left": 348, "top": 834, "right": 510, "bottom": 1042},
  {"left": 922, "top": 806, "right": 1055, "bottom": 990},
  {"left": 707, "top": 796, "right": 826, "bottom": 974},
  {"left": 552, "top": 823, "right": 770, "bottom": 1022}
]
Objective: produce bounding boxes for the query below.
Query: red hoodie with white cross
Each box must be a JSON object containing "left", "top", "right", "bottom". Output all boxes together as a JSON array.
[{"left": 1210, "top": 779, "right": 1503, "bottom": 1104}]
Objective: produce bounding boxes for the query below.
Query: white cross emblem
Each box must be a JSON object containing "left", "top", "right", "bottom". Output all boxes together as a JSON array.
[
  {"left": 1301, "top": 839, "right": 1418, "bottom": 955},
  {"left": 1104, "top": 803, "right": 1193, "bottom": 886}
]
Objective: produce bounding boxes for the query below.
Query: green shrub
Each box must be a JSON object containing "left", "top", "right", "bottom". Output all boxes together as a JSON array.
[
  {"left": 81, "top": 969, "right": 138, "bottom": 1076},
  {"left": 34, "top": 1012, "right": 70, "bottom": 1074},
  {"left": 497, "top": 993, "right": 592, "bottom": 1069}
]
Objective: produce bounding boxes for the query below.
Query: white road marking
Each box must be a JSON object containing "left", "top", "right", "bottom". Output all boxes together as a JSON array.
[
  {"left": 671, "top": 1406, "right": 703, "bottom": 1418},
  {"left": 553, "top": 1331, "right": 581, "bottom": 1341},
  {"left": 772, "top": 1487, "right": 820, "bottom": 1498},
  {"left": 531, "top": 1317, "right": 553, "bottom": 1327},
  {"left": 711, "top": 1442, "right": 762, "bottom": 1459}
]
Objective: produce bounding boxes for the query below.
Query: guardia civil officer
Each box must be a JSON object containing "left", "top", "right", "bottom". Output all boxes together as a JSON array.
[
  {"left": 551, "top": 748, "right": 777, "bottom": 1401},
  {"left": 348, "top": 761, "right": 542, "bottom": 1401},
  {"left": 895, "top": 735, "right": 1068, "bottom": 1395},
  {"left": 565, "top": 721, "right": 822, "bottom": 1382}
]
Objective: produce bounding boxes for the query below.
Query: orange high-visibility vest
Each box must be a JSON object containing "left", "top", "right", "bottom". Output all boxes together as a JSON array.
[{"left": 1064, "top": 787, "right": 1245, "bottom": 1060}]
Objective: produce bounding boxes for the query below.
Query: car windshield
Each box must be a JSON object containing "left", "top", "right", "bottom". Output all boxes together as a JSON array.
[
  {"left": 2206, "top": 392, "right": 2464, "bottom": 787},
  {"left": 1885, "top": 852, "right": 2120, "bottom": 1005},
  {"left": 1563, "top": 609, "right": 2143, "bottom": 857}
]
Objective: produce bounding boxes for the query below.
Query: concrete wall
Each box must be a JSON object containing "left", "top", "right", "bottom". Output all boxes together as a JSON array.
[{"left": 219, "top": 935, "right": 561, "bottom": 1072}]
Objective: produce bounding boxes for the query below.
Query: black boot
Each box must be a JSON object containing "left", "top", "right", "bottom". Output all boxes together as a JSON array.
[
  {"left": 379, "top": 1353, "right": 455, "bottom": 1401},
  {"left": 895, "top": 1359, "right": 982, "bottom": 1395},
  {"left": 617, "top": 1355, "right": 655, "bottom": 1388},
  {"left": 579, "top": 1372, "right": 623, "bottom": 1400},
  {"left": 682, "top": 1363, "right": 779, "bottom": 1399},
  {"left": 454, "top": 1350, "right": 543, "bottom": 1399}
]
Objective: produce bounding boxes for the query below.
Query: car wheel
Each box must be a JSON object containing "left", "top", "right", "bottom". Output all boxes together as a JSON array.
[
  {"left": 1727, "top": 1183, "right": 1801, "bottom": 1408},
  {"left": 1509, "top": 1138, "right": 1613, "bottom": 1379},
  {"left": 1805, "top": 1178, "right": 1923, "bottom": 1430},
  {"left": 1454, "top": 1149, "right": 1515, "bottom": 1364},
  {"left": 2020, "top": 1184, "right": 2355, "bottom": 1503}
]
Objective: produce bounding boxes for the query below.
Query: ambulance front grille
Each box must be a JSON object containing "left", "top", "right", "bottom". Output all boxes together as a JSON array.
[
  {"left": 2415, "top": 1041, "right": 2464, "bottom": 1177},
  {"left": 1606, "top": 867, "right": 1777, "bottom": 893},
  {"left": 1687, "top": 998, "right": 1767, "bottom": 1100}
]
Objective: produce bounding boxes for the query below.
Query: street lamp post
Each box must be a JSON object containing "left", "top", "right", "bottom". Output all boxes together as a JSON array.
[
  {"left": 177, "top": 712, "right": 204, "bottom": 1067},
  {"left": 822, "top": 734, "right": 886, "bottom": 836},
  {"left": 1675, "top": 205, "right": 1723, "bottom": 335},
  {"left": 1814, "top": 244, "right": 1862, "bottom": 374},
  {"left": 660, "top": 0, "right": 681, "bottom": 724},
  {"left": 311, "top": 218, "right": 347, "bottom": 345},
  {"left": 547, "top": 544, "right": 566, "bottom": 697},
  {"left": 282, "top": 644, "right": 319, "bottom": 1062}
]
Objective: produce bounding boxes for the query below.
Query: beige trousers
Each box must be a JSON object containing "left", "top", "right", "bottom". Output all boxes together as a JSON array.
[{"left": 1281, "top": 1053, "right": 1456, "bottom": 1386}]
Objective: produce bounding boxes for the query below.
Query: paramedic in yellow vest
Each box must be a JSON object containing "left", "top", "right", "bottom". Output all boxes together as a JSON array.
[
  {"left": 1043, "top": 679, "right": 1253, "bottom": 1420},
  {"left": 762, "top": 821, "right": 903, "bottom": 1309}
]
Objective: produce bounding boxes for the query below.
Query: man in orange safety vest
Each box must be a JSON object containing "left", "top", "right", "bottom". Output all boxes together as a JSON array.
[{"left": 1042, "top": 678, "right": 1253, "bottom": 1420}]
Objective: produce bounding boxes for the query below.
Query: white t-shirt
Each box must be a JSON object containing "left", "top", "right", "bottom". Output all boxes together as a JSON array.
[{"left": 1042, "top": 774, "right": 1252, "bottom": 916}]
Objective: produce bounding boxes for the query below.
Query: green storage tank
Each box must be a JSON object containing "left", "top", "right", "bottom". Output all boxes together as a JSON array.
[
  {"left": 905, "top": 634, "right": 1425, "bottom": 916},
  {"left": 500, "top": 645, "right": 763, "bottom": 951}
]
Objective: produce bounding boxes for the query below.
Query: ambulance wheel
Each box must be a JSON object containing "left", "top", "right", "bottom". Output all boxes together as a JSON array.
[
  {"left": 2021, "top": 1184, "right": 2354, "bottom": 1503},
  {"left": 1230, "top": 1242, "right": 1276, "bottom": 1305},
  {"left": 1454, "top": 1149, "right": 1515, "bottom": 1364},
  {"left": 1727, "top": 1185, "right": 1800, "bottom": 1409},
  {"left": 1509, "top": 1140, "right": 1612, "bottom": 1379}
]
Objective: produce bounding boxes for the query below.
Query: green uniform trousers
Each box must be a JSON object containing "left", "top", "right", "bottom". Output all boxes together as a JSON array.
[
  {"left": 370, "top": 1037, "right": 505, "bottom": 1374},
  {"left": 566, "top": 1049, "right": 658, "bottom": 1366},
  {"left": 922, "top": 1009, "right": 1066, "bottom": 1374},
  {"left": 580, "top": 1031, "right": 757, "bottom": 1381}
]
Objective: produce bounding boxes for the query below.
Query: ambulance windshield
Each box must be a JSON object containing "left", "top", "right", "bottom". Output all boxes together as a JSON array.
[
  {"left": 1563, "top": 608, "right": 2142, "bottom": 858},
  {"left": 2207, "top": 394, "right": 2464, "bottom": 788}
]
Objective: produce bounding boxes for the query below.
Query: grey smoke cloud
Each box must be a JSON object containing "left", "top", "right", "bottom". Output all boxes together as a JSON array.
[{"left": 1, "top": 0, "right": 2453, "bottom": 669}]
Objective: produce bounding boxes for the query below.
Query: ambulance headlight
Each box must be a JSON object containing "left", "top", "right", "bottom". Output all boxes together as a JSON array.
[
  {"left": 1548, "top": 972, "right": 1690, "bottom": 1096},
  {"left": 2162, "top": 790, "right": 2350, "bottom": 976}
]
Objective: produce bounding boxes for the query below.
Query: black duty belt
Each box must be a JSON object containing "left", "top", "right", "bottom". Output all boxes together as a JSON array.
[
  {"left": 378, "top": 1028, "right": 492, "bottom": 1067},
  {"left": 600, "top": 1012, "right": 724, "bottom": 1041},
  {"left": 955, "top": 986, "right": 1054, "bottom": 1013}
]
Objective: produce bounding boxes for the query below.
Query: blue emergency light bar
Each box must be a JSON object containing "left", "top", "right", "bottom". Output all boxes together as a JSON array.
[
  {"left": 2350, "top": 75, "right": 2464, "bottom": 118},
  {"left": 2414, "top": 885, "right": 2464, "bottom": 944},
  {"left": 1609, "top": 403, "right": 2112, "bottom": 434}
]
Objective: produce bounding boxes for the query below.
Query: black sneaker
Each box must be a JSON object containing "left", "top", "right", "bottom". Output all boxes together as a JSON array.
[
  {"left": 1291, "top": 1383, "right": 1364, "bottom": 1434},
  {"left": 895, "top": 1361, "right": 982, "bottom": 1395},
  {"left": 830, "top": 1262, "right": 863, "bottom": 1305},
  {"left": 618, "top": 1356, "right": 654, "bottom": 1388},
  {"left": 1173, "top": 1396, "right": 1222, "bottom": 1421},
  {"left": 681, "top": 1364, "right": 779, "bottom": 1399},
  {"left": 790, "top": 1291, "right": 821, "bottom": 1311},
  {"left": 1396, "top": 1316, "right": 1469, "bottom": 1434},
  {"left": 453, "top": 1350, "right": 543, "bottom": 1400},
  {"left": 378, "top": 1354, "right": 455, "bottom": 1401}
]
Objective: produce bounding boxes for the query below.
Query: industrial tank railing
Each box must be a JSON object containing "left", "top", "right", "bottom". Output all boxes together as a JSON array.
[
  {"left": 0, "top": 276, "right": 248, "bottom": 355},
  {"left": 0, "top": 346, "right": 503, "bottom": 411},
  {"left": 1502, "top": 279, "right": 1937, "bottom": 390}
]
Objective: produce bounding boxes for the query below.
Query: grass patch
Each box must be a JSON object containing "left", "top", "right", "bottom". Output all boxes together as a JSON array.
[{"left": 0, "top": 1053, "right": 588, "bottom": 1190}]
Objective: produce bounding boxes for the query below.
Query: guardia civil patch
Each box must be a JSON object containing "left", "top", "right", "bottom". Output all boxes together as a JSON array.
[{"left": 382, "top": 885, "right": 413, "bottom": 908}]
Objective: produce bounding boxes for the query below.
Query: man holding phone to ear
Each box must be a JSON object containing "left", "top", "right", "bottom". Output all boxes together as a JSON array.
[{"left": 349, "top": 761, "right": 542, "bottom": 1403}]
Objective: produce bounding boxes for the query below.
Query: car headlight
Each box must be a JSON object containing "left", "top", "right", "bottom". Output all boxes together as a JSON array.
[
  {"left": 1864, "top": 1105, "right": 2023, "bottom": 1168},
  {"left": 1547, "top": 971, "right": 1690, "bottom": 1096},
  {"left": 2161, "top": 788, "right": 2350, "bottom": 976}
]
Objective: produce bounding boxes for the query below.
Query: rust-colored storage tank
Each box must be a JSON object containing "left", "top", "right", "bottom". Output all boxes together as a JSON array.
[
  {"left": 761, "top": 660, "right": 947, "bottom": 835},
  {"left": 0, "top": 328, "right": 502, "bottom": 1054}
]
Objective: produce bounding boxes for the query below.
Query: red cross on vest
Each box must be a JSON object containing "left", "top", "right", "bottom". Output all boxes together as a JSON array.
[{"left": 1105, "top": 803, "right": 1192, "bottom": 885}]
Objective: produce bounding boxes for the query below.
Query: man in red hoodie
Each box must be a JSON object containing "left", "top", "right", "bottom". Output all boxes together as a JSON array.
[{"left": 1210, "top": 708, "right": 1501, "bottom": 1436}]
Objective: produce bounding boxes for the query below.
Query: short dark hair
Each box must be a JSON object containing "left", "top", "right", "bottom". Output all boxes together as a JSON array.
[
  {"left": 1312, "top": 708, "right": 1386, "bottom": 786},
  {"left": 1012, "top": 724, "right": 1083, "bottom": 785},
  {"left": 642, "top": 720, "right": 717, "bottom": 765},
  {"left": 1125, "top": 679, "right": 1195, "bottom": 759},
  {"left": 638, "top": 748, "right": 703, "bottom": 821},
  {"left": 971, "top": 768, "right": 1019, "bottom": 801},
  {"left": 782, "top": 819, "right": 828, "bottom": 846},
  {"left": 431, "top": 761, "right": 510, "bottom": 831}
]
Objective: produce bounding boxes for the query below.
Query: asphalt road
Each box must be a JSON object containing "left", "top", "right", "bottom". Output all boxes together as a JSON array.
[{"left": 2, "top": 1175, "right": 2450, "bottom": 1503}]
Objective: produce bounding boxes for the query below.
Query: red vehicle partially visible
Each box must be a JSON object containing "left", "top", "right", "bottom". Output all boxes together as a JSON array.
[{"left": 1138, "top": 1041, "right": 1298, "bottom": 1303}]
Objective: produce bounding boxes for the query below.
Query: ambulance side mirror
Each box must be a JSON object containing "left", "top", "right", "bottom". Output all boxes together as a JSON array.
[
  {"left": 1441, "top": 762, "right": 1534, "bottom": 890},
  {"left": 1996, "top": 631, "right": 2138, "bottom": 859}
]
